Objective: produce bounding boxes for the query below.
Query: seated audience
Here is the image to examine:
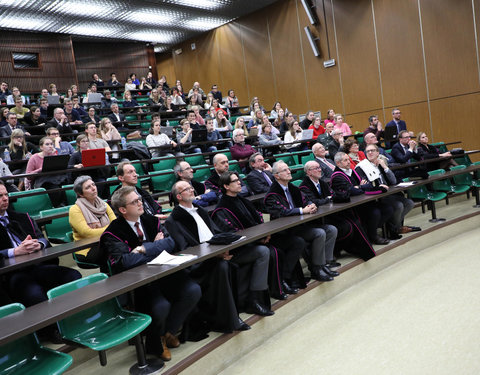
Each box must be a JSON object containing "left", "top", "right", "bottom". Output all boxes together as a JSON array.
[
  {"left": 0, "top": 158, "right": 17, "bottom": 192},
  {"left": 122, "top": 90, "right": 141, "bottom": 111},
  {"left": 210, "top": 84, "right": 223, "bottom": 102},
  {"left": 0, "top": 106, "right": 9, "bottom": 127},
  {"left": 328, "top": 129, "right": 344, "bottom": 160},
  {"left": 69, "top": 175, "right": 116, "bottom": 266},
  {"left": 188, "top": 82, "right": 205, "bottom": 98},
  {"left": 362, "top": 133, "right": 394, "bottom": 164},
  {"left": 299, "top": 110, "right": 315, "bottom": 130},
  {"left": 90, "top": 73, "right": 104, "bottom": 87},
  {"left": 85, "top": 122, "right": 111, "bottom": 152},
  {"left": 23, "top": 106, "right": 45, "bottom": 127},
  {"left": 63, "top": 99, "right": 83, "bottom": 125},
  {"left": 333, "top": 113, "right": 352, "bottom": 136},
  {"left": 100, "top": 90, "right": 117, "bottom": 109},
  {"left": 417, "top": 132, "right": 457, "bottom": 170},
  {"left": 363, "top": 115, "right": 384, "bottom": 140},
  {"left": 258, "top": 121, "right": 281, "bottom": 155},
  {"left": 330, "top": 152, "right": 391, "bottom": 246},
  {"left": 204, "top": 92, "right": 214, "bottom": 110},
  {"left": 312, "top": 143, "right": 335, "bottom": 182},
  {"left": 324, "top": 109, "right": 335, "bottom": 125},
  {"left": 174, "top": 161, "right": 218, "bottom": 207},
  {"left": 206, "top": 153, "right": 250, "bottom": 198},
  {"left": 46, "top": 126, "right": 74, "bottom": 156},
  {"left": 1, "top": 113, "right": 28, "bottom": 138},
  {"left": 225, "top": 89, "right": 239, "bottom": 114},
  {"left": 161, "top": 96, "right": 178, "bottom": 112},
  {"left": 308, "top": 116, "right": 325, "bottom": 139},
  {"left": 234, "top": 116, "right": 249, "bottom": 136},
  {"left": 99, "top": 117, "right": 121, "bottom": 143},
  {"left": 148, "top": 88, "right": 164, "bottom": 111},
  {"left": 124, "top": 77, "right": 136, "bottom": 92},
  {"left": 0, "top": 180, "right": 81, "bottom": 342},
  {"left": 6, "top": 87, "right": 26, "bottom": 105},
  {"left": 317, "top": 121, "right": 335, "bottom": 150},
  {"left": 343, "top": 138, "right": 366, "bottom": 169},
  {"left": 46, "top": 108, "right": 73, "bottom": 136},
  {"left": 146, "top": 119, "right": 178, "bottom": 157},
  {"left": 170, "top": 87, "right": 185, "bottom": 106},
  {"left": 213, "top": 110, "right": 232, "bottom": 133},
  {"left": 82, "top": 106, "right": 101, "bottom": 125},
  {"left": 72, "top": 95, "right": 87, "bottom": 117},
  {"left": 230, "top": 129, "right": 256, "bottom": 171},
  {"left": 107, "top": 103, "right": 126, "bottom": 127},
  {"left": 391, "top": 130, "right": 427, "bottom": 180},
  {"left": 100, "top": 186, "right": 201, "bottom": 361},
  {"left": 0, "top": 81, "right": 11, "bottom": 102},
  {"left": 176, "top": 119, "right": 202, "bottom": 155},
  {"left": 139, "top": 76, "right": 152, "bottom": 90},
  {"left": 192, "top": 105, "right": 205, "bottom": 125},
  {"left": 9, "top": 96, "right": 29, "bottom": 120},
  {"left": 246, "top": 152, "right": 274, "bottom": 194},
  {"left": 7, "top": 129, "right": 37, "bottom": 164},
  {"left": 247, "top": 109, "right": 263, "bottom": 130},
  {"left": 107, "top": 72, "right": 121, "bottom": 86},
  {"left": 264, "top": 161, "right": 339, "bottom": 282},
  {"left": 284, "top": 120, "right": 307, "bottom": 152},
  {"left": 273, "top": 108, "right": 287, "bottom": 133},
  {"left": 186, "top": 91, "right": 203, "bottom": 111},
  {"left": 146, "top": 71, "right": 156, "bottom": 87}
]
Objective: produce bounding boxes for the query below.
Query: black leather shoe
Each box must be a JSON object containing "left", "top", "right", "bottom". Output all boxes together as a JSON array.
[
  {"left": 272, "top": 292, "right": 288, "bottom": 300},
  {"left": 245, "top": 302, "right": 275, "bottom": 316},
  {"left": 327, "top": 260, "right": 341, "bottom": 268},
  {"left": 372, "top": 236, "right": 390, "bottom": 245},
  {"left": 282, "top": 280, "right": 299, "bottom": 294},
  {"left": 322, "top": 265, "right": 339, "bottom": 277},
  {"left": 311, "top": 268, "right": 334, "bottom": 282},
  {"left": 237, "top": 318, "right": 251, "bottom": 331},
  {"left": 408, "top": 226, "right": 422, "bottom": 232},
  {"left": 388, "top": 232, "right": 402, "bottom": 240}
]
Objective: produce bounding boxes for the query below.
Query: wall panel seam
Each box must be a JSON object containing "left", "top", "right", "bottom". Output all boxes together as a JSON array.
[
  {"left": 239, "top": 22, "right": 250, "bottom": 101},
  {"left": 295, "top": 0, "right": 311, "bottom": 110},
  {"left": 266, "top": 16, "right": 278, "bottom": 100},
  {"left": 471, "top": 0, "right": 480, "bottom": 87},
  {"left": 371, "top": 0, "right": 386, "bottom": 122},
  {"left": 331, "top": 0, "right": 345, "bottom": 117}
]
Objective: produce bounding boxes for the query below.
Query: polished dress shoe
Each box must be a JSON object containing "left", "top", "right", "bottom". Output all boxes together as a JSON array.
[
  {"left": 311, "top": 268, "right": 334, "bottom": 282},
  {"left": 322, "top": 265, "right": 339, "bottom": 277},
  {"left": 408, "top": 226, "right": 422, "bottom": 232},
  {"left": 245, "top": 301, "right": 275, "bottom": 316},
  {"left": 159, "top": 337, "right": 171, "bottom": 361},
  {"left": 281, "top": 280, "right": 299, "bottom": 294},
  {"left": 165, "top": 332, "right": 180, "bottom": 348},
  {"left": 398, "top": 226, "right": 413, "bottom": 234},
  {"left": 327, "top": 260, "right": 341, "bottom": 268},
  {"left": 272, "top": 292, "right": 288, "bottom": 300},
  {"left": 372, "top": 236, "right": 390, "bottom": 245},
  {"left": 236, "top": 318, "right": 251, "bottom": 331}
]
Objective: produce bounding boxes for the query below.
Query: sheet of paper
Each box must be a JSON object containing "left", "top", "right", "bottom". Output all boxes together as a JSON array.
[{"left": 148, "top": 251, "right": 198, "bottom": 265}]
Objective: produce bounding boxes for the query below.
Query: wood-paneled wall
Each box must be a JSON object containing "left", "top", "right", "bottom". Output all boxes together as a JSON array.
[
  {"left": 157, "top": 0, "right": 480, "bottom": 157},
  {"left": 0, "top": 32, "right": 77, "bottom": 93},
  {"left": 74, "top": 42, "right": 151, "bottom": 91}
]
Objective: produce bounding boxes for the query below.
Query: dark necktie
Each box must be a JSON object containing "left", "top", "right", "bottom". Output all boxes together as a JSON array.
[
  {"left": 285, "top": 188, "right": 294, "bottom": 209},
  {"left": 134, "top": 222, "right": 144, "bottom": 243},
  {"left": 262, "top": 171, "right": 272, "bottom": 186},
  {"left": 0, "top": 216, "right": 22, "bottom": 247},
  {"left": 317, "top": 183, "right": 322, "bottom": 196}
]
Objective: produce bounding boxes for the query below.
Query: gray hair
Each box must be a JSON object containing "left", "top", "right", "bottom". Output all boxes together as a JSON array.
[
  {"left": 312, "top": 143, "right": 324, "bottom": 153},
  {"left": 232, "top": 128, "right": 244, "bottom": 138},
  {"left": 249, "top": 152, "right": 262, "bottom": 166},
  {"left": 304, "top": 160, "right": 319, "bottom": 173},
  {"left": 111, "top": 186, "right": 136, "bottom": 211},
  {"left": 334, "top": 152, "right": 346, "bottom": 164},
  {"left": 272, "top": 160, "right": 287, "bottom": 175},
  {"left": 73, "top": 175, "right": 93, "bottom": 197}
]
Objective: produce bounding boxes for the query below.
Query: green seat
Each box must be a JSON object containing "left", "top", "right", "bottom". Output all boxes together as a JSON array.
[
  {"left": 275, "top": 153, "right": 304, "bottom": 179},
  {"left": 428, "top": 169, "right": 470, "bottom": 195},
  {"left": 152, "top": 157, "right": 177, "bottom": 172},
  {"left": 221, "top": 150, "right": 233, "bottom": 160},
  {"left": 291, "top": 179, "right": 302, "bottom": 187},
  {"left": 47, "top": 273, "right": 151, "bottom": 367},
  {"left": 125, "top": 115, "right": 137, "bottom": 121},
  {"left": 472, "top": 161, "right": 480, "bottom": 179},
  {"left": 107, "top": 177, "right": 120, "bottom": 195},
  {"left": 193, "top": 165, "right": 212, "bottom": 182},
  {"left": 140, "top": 122, "right": 151, "bottom": 130},
  {"left": 301, "top": 153, "right": 315, "bottom": 165},
  {"left": 167, "top": 120, "right": 179, "bottom": 127},
  {"left": 454, "top": 153, "right": 472, "bottom": 167},
  {"left": 184, "top": 154, "right": 206, "bottom": 167},
  {"left": 0, "top": 303, "right": 73, "bottom": 375},
  {"left": 63, "top": 184, "right": 77, "bottom": 205},
  {"left": 403, "top": 178, "right": 447, "bottom": 222},
  {"left": 228, "top": 162, "right": 246, "bottom": 179},
  {"left": 430, "top": 142, "right": 447, "bottom": 153},
  {"left": 40, "top": 206, "right": 73, "bottom": 243},
  {"left": 9, "top": 188, "right": 53, "bottom": 219},
  {"left": 149, "top": 170, "right": 176, "bottom": 192}
]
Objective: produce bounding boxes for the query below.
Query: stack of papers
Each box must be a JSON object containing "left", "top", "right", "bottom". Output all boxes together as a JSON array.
[{"left": 148, "top": 251, "right": 198, "bottom": 266}]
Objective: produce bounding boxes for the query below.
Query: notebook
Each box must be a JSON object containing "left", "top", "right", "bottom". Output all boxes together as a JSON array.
[
  {"left": 81, "top": 148, "right": 106, "bottom": 167},
  {"left": 41, "top": 154, "right": 70, "bottom": 172},
  {"left": 87, "top": 93, "right": 103, "bottom": 103},
  {"left": 46, "top": 95, "right": 60, "bottom": 105}
]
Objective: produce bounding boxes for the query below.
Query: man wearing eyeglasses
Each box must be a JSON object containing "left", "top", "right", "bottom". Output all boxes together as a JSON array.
[
  {"left": 391, "top": 130, "right": 426, "bottom": 180},
  {"left": 173, "top": 161, "right": 217, "bottom": 207},
  {"left": 264, "top": 160, "right": 339, "bottom": 282},
  {"left": 46, "top": 126, "right": 74, "bottom": 155},
  {"left": 100, "top": 186, "right": 201, "bottom": 362}
]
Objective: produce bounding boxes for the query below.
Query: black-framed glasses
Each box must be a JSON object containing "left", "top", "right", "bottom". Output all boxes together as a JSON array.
[{"left": 126, "top": 198, "right": 142, "bottom": 206}]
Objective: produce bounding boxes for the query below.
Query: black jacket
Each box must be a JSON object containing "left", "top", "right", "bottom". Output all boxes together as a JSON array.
[
  {"left": 263, "top": 180, "right": 308, "bottom": 220},
  {"left": 246, "top": 169, "right": 274, "bottom": 194}
]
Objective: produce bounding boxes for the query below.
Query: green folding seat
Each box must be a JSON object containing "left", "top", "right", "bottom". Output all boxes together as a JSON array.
[
  {"left": 149, "top": 170, "right": 176, "bottom": 192},
  {"left": 47, "top": 273, "right": 152, "bottom": 367},
  {"left": 0, "top": 303, "right": 73, "bottom": 375},
  {"left": 152, "top": 157, "right": 177, "bottom": 172},
  {"left": 63, "top": 184, "right": 77, "bottom": 205},
  {"left": 40, "top": 206, "right": 73, "bottom": 243},
  {"left": 428, "top": 169, "right": 470, "bottom": 196},
  {"left": 403, "top": 178, "right": 447, "bottom": 222},
  {"left": 9, "top": 188, "right": 53, "bottom": 220},
  {"left": 193, "top": 165, "right": 212, "bottom": 182},
  {"left": 184, "top": 154, "right": 206, "bottom": 166}
]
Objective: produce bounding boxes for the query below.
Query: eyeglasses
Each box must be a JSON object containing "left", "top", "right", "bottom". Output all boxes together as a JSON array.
[
  {"left": 308, "top": 166, "right": 321, "bottom": 171},
  {"left": 126, "top": 198, "right": 142, "bottom": 206},
  {"left": 229, "top": 178, "right": 240, "bottom": 184},
  {"left": 278, "top": 168, "right": 290, "bottom": 173},
  {"left": 179, "top": 186, "right": 194, "bottom": 194},
  {"left": 180, "top": 167, "right": 193, "bottom": 172},
  {"left": 365, "top": 149, "right": 378, "bottom": 153}
]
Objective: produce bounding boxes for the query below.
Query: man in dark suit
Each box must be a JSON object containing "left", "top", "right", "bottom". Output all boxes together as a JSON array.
[
  {"left": 317, "top": 122, "right": 335, "bottom": 150},
  {"left": 0, "top": 113, "right": 28, "bottom": 137},
  {"left": 327, "top": 129, "right": 344, "bottom": 160},
  {"left": 100, "top": 186, "right": 201, "bottom": 361},
  {"left": 390, "top": 130, "right": 426, "bottom": 180},
  {"left": 385, "top": 108, "right": 407, "bottom": 146},
  {"left": 173, "top": 161, "right": 218, "bottom": 207},
  {"left": 264, "top": 161, "right": 338, "bottom": 282},
  {"left": 46, "top": 107, "right": 74, "bottom": 137},
  {"left": 0, "top": 180, "right": 81, "bottom": 341},
  {"left": 312, "top": 143, "right": 335, "bottom": 183},
  {"left": 246, "top": 152, "right": 274, "bottom": 194},
  {"left": 108, "top": 103, "right": 128, "bottom": 130},
  {"left": 210, "top": 84, "right": 223, "bottom": 102}
]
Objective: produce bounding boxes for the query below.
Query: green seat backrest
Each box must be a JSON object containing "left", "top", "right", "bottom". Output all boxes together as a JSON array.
[
  {"left": 152, "top": 157, "right": 176, "bottom": 172},
  {"left": 63, "top": 184, "right": 77, "bottom": 205},
  {"left": 40, "top": 206, "right": 72, "bottom": 243},
  {"left": 47, "top": 274, "right": 120, "bottom": 339},
  {"left": 450, "top": 165, "right": 473, "bottom": 185},
  {"left": 301, "top": 153, "right": 315, "bottom": 165},
  {"left": 107, "top": 177, "right": 120, "bottom": 195},
  {"left": 9, "top": 188, "right": 53, "bottom": 218},
  {"left": 193, "top": 165, "right": 212, "bottom": 182},
  {"left": 291, "top": 179, "right": 302, "bottom": 187},
  {"left": 454, "top": 154, "right": 472, "bottom": 167},
  {"left": 428, "top": 169, "right": 446, "bottom": 177},
  {"left": 149, "top": 170, "right": 176, "bottom": 192},
  {"left": 222, "top": 151, "right": 233, "bottom": 160},
  {"left": 185, "top": 154, "right": 206, "bottom": 166},
  {"left": 125, "top": 115, "right": 137, "bottom": 121},
  {"left": 275, "top": 153, "right": 295, "bottom": 167}
]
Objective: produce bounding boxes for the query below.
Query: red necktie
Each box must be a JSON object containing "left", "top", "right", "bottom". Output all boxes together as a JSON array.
[{"left": 134, "top": 222, "right": 144, "bottom": 243}]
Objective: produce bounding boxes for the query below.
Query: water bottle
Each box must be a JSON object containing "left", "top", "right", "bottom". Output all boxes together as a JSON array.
[
  {"left": 166, "top": 120, "right": 170, "bottom": 127},
  {"left": 3, "top": 149, "right": 10, "bottom": 162},
  {"left": 105, "top": 152, "right": 110, "bottom": 165},
  {"left": 121, "top": 136, "right": 127, "bottom": 149}
]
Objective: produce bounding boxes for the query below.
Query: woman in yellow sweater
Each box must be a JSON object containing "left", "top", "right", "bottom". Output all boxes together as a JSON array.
[{"left": 69, "top": 175, "right": 116, "bottom": 267}]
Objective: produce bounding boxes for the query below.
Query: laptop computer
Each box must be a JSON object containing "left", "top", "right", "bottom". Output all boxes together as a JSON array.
[
  {"left": 82, "top": 148, "right": 106, "bottom": 167},
  {"left": 301, "top": 129, "right": 314, "bottom": 140},
  {"left": 47, "top": 95, "right": 60, "bottom": 105},
  {"left": 384, "top": 125, "right": 399, "bottom": 142},
  {"left": 87, "top": 93, "right": 103, "bottom": 103},
  {"left": 160, "top": 126, "right": 174, "bottom": 137},
  {"left": 191, "top": 129, "right": 207, "bottom": 142},
  {"left": 248, "top": 127, "right": 259, "bottom": 137},
  {"left": 42, "top": 154, "right": 70, "bottom": 172}
]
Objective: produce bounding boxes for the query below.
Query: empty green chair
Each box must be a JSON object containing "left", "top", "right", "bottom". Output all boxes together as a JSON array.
[
  {"left": 0, "top": 303, "right": 73, "bottom": 375},
  {"left": 193, "top": 165, "right": 212, "bottom": 182},
  {"left": 125, "top": 115, "right": 137, "bottom": 121},
  {"left": 149, "top": 170, "right": 176, "bottom": 192},
  {"left": 221, "top": 150, "right": 233, "bottom": 160},
  {"left": 107, "top": 177, "right": 120, "bottom": 195},
  {"left": 63, "top": 184, "right": 77, "bottom": 205},
  {"left": 291, "top": 179, "right": 302, "bottom": 187},
  {"left": 47, "top": 273, "right": 152, "bottom": 367},
  {"left": 184, "top": 154, "right": 206, "bottom": 167},
  {"left": 428, "top": 168, "right": 470, "bottom": 197},
  {"left": 301, "top": 153, "right": 315, "bottom": 165},
  {"left": 454, "top": 153, "right": 472, "bottom": 167},
  {"left": 9, "top": 188, "right": 53, "bottom": 220},
  {"left": 451, "top": 165, "right": 480, "bottom": 207},
  {"left": 40, "top": 206, "right": 73, "bottom": 243},
  {"left": 403, "top": 178, "right": 447, "bottom": 222},
  {"left": 430, "top": 142, "right": 447, "bottom": 153},
  {"left": 472, "top": 161, "right": 480, "bottom": 179},
  {"left": 152, "top": 157, "right": 177, "bottom": 172}
]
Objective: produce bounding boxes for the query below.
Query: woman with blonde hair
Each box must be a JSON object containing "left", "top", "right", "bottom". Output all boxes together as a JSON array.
[{"left": 234, "top": 117, "right": 249, "bottom": 137}]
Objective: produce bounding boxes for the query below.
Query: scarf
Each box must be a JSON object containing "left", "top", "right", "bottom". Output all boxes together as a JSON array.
[{"left": 75, "top": 196, "right": 109, "bottom": 229}]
